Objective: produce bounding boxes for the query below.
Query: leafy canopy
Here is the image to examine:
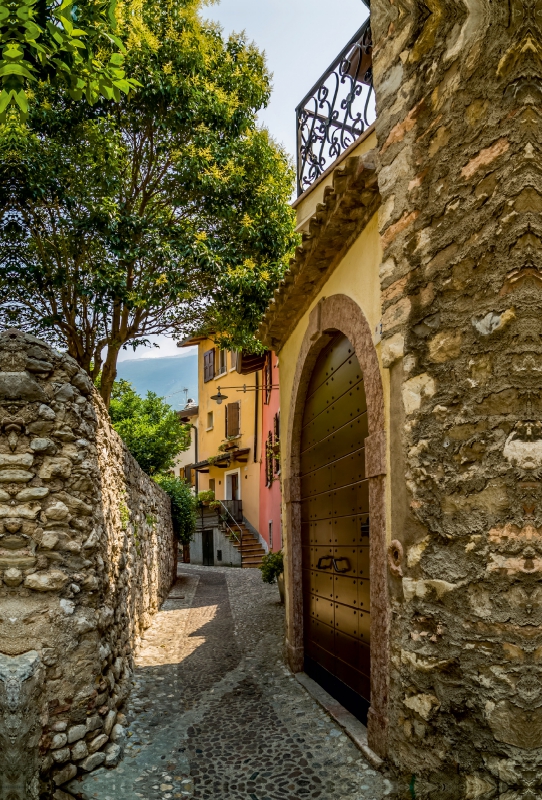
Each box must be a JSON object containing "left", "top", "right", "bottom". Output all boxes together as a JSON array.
[
  {"left": 0, "top": 0, "right": 138, "bottom": 120},
  {"left": 0, "top": 0, "right": 298, "bottom": 407},
  {"left": 109, "top": 379, "right": 190, "bottom": 475}
]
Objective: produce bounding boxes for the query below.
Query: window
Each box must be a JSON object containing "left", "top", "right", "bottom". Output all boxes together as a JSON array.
[
  {"left": 209, "top": 478, "right": 216, "bottom": 493},
  {"left": 268, "top": 521, "right": 273, "bottom": 549},
  {"left": 203, "top": 349, "right": 215, "bottom": 382},
  {"left": 216, "top": 348, "right": 227, "bottom": 376},
  {"left": 264, "top": 353, "right": 272, "bottom": 405},
  {"left": 274, "top": 412, "right": 281, "bottom": 475},
  {"left": 207, "top": 411, "right": 214, "bottom": 430},
  {"left": 230, "top": 350, "right": 239, "bottom": 371},
  {"left": 266, "top": 431, "right": 273, "bottom": 487},
  {"left": 225, "top": 402, "right": 240, "bottom": 437}
]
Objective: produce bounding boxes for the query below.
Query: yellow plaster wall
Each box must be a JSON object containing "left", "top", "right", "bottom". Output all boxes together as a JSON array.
[
  {"left": 196, "top": 338, "right": 262, "bottom": 532},
  {"left": 278, "top": 212, "right": 392, "bottom": 544}
]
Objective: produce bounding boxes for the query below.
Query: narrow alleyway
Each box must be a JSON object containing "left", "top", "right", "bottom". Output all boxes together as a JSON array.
[{"left": 70, "top": 566, "right": 390, "bottom": 800}]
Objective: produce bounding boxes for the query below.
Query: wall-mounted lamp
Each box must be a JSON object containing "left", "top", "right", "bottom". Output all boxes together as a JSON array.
[{"left": 210, "top": 388, "right": 228, "bottom": 405}]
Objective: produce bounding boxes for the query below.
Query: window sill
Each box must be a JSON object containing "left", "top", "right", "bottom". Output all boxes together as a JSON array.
[{"left": 206, "top": 427, "right": 214, "bottom": 432}]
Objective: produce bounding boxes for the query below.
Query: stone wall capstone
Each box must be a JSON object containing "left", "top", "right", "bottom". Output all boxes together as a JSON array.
[{"left": 0, "top": 329, "right": 176, "bottom": 798}]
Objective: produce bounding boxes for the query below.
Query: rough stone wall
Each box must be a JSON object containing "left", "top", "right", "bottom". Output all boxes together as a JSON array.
[
  {"left": 0, "top": 329, "right": 175, "bottom": 798},
  {"left": 371, "top": 0, "right": 542, "bottom": 789}
]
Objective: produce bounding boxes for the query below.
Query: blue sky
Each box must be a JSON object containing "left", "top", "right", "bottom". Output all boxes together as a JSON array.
[{"left": 119, "top": 0, "right": 369, "bottom": 362}]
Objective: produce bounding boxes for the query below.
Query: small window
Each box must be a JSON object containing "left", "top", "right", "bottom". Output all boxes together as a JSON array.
[
  {"left": 268, "top": 521, "right": 273, "bottom": 549},
  {"left": 225, "top": 402, "right": 240, "bottom": 437},
  {"left": 230, "top": 350, "right": 239, "bottom": 371},
  {"left": 209, "top": 478, "right": 216, "bottom": 493},
  {"left": 203, "top": 349, "right": 215, "bottom": 383},
  {"left": 217, "top": 549, "right": 223, "bottom": 562},
  {"left": 216, "top": 348, "right": 227, "bottom": 376},
  {"left": 264, "top": 353, "right": 272, "bottom": 405},
  {"left": 207, "top": 411, "right": 214, "bottom": 430}
]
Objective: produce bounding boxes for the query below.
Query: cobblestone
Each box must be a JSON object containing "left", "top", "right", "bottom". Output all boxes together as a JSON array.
[{"left": 70, "top": 565, "right": 388, "bottom": 799}]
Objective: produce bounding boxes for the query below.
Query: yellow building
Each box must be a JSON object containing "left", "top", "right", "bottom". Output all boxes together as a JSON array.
[
  {"left": 180, "top": 338, "right": 267, "bottom": 567},
  {"left": 257, "top": 13, "right": 392, "bottom": 758}
]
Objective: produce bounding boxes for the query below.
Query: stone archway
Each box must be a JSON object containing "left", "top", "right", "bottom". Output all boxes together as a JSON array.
[{"left": 283, "top": 294, "right": 389, "bottom": 757}]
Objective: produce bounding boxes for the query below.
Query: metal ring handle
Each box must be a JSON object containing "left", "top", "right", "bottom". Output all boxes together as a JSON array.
[
  {"left": 333, "top": 557, "right": 351, "bottom": 574},
  {"left": 317, "top": 556, "right": 334, "bottom": 570}
]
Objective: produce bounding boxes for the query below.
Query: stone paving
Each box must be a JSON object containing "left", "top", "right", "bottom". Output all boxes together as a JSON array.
[{"left": 67, "top": 564, "right": 391, "bottom": 800}]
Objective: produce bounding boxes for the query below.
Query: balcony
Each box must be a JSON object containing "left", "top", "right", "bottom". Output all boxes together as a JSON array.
[{"left": 296, "top": 17, "right": 375, "bottom": 196}]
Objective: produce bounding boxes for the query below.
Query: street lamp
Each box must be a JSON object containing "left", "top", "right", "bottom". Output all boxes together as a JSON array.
[{"left": 210, "top": 388, "right": 228, "bottom": 405}]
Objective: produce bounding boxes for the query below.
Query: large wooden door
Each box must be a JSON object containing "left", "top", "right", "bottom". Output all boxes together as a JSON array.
[{"left": 301, "top": 333, "right": 371, "bottom": 722}]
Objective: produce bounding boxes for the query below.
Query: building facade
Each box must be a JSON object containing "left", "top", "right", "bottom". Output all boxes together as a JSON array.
[
  {"left": 259, "top": 2, "right": 540, "bottom": 787},
  {"left": 181, "top": 338, "right": 282, "bottom": 567}
]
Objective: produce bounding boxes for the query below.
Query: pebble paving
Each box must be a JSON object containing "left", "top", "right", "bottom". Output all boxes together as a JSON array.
[{"left": 71, "top": 564, "right": 391, "bottom": 800}]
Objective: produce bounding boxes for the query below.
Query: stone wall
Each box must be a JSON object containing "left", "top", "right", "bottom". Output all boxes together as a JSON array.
[
  {"left": 372, "top": 0, "right": 542, "bottom": 789},
  {"left": 0, "top": 329, "right": 176, "bottom": 798}
]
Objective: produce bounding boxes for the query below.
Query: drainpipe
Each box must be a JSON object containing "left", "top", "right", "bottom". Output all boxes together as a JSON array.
[
  {"left": 193, "top": 423, "right": 199, "bottom": 494},
  {"left": 254, "top": 372, "right": 259, "bottom": 463}
]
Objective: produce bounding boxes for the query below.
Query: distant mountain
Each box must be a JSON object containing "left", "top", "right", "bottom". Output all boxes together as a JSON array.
[{"left": 116, "top": 353, "right": 198, "bottom": 409}]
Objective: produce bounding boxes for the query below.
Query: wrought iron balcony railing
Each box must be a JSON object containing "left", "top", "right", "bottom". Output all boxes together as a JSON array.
[{"left": 296, "top": 17, "right": 375, "bottom": 196}]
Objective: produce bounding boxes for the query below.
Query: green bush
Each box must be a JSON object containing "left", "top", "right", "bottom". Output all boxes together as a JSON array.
[
  {"left": 259, "top": 550, "right": 284, "bottom": 585},
  {"left": 196, "top": 490, "right": 215, "bottom": 508},
  {"left": 154, "top": 475, "right": 196, "bottom": 545}
]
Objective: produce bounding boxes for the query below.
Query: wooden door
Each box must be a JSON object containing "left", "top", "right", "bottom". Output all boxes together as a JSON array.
[
  {"left": 301, "top": 333, "right": 371, "bottom": 722},
  {"left": 202, "top": 530, "right": 214, "bottom": 566}
]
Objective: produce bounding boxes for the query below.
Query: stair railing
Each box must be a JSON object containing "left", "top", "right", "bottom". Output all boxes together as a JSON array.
[{"left": 216, "top": 499, "right": 243, "bottom": 550}]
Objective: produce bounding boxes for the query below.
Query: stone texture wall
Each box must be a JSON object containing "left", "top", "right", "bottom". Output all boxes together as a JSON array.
[
  {"left": 0, "top": 329, "right": 175, "bottom": 798},
  {"left": 372, "top": 0, "right": 542, "bottom": 789}
]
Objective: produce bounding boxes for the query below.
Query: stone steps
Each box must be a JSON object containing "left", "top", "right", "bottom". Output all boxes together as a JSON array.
[{"left": 225, "top": 523, "right": 265, "bottom": 568}]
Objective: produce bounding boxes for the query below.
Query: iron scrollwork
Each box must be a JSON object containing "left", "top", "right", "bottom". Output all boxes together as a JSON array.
[{"left": 296, "top": 18, "right": 375, "bottom": 196}]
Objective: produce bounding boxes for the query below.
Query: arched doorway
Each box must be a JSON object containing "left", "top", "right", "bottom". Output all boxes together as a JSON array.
[{"left": 301, "top": 332, "right": 371, "bottom": 722}]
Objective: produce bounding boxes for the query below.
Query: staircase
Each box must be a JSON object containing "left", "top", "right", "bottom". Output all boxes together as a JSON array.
[{"left": 227, "top": 522, "right": 266, "bottom": 568}]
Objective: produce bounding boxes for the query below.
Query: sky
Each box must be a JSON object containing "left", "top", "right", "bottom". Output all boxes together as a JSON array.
[{"left": 119, "top": 0, "right": 369, "bottom": 363}]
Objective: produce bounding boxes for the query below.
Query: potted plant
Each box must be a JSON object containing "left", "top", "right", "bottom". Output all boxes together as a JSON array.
[
  {"left": 259, "top": 550, "right": 285, "bottom": 603},
  {"left": 197, "top": 490, "right": 215, "bottom": 508}
]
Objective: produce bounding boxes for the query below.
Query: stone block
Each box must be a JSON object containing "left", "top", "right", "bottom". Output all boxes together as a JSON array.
[
  {"left": 86, "top": 715, "right": 102, "bottom": 733},
  {"left": 24, "top": 570, "right": 69, "bottom": 592},
  {"left": 79, "top": 752, "right": 106, "bottom": 772},
  {"left": 67, "top": 724, "right": 86, "bottom": 744},
  {"left": 50, "top": 733, "right": 68, "bottom": 750},
  {"left": 110, "top": 723, "right": 126, "bottom": 743},
  {"left": 103, "top": 710, "right": 117, "bottom": 736},
  {"left": 88, "top": 733, "right": 108, "bottom": 753},
  {"left": 104, "top": 742, "right": 122, "bottom": 767},
  {"left": 53, "top": 763, "right": 77, "bottom": 786},
  {"left": 52, "top": 747, "right": 70, "bottom": 763},
  {"left": 70, "top": 740, "right": 88, "bottom": 761}
]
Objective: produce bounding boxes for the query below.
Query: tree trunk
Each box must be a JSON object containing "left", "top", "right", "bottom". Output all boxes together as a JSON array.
[{"left": 100, "top": 346, "right": 121, "bottom": 408}]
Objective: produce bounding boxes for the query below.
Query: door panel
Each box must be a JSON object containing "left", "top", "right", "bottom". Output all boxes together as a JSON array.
[{"left": 301, "top": 333, "right": 371, "bottom": 722}]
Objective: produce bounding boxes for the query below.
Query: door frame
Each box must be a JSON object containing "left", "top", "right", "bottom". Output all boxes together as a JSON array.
[
  {"left": 283, "top": 294, "right": 389, "bottom": 758},
  {"left": 224, "top": 468, "right": 241, "bottom": 500}
]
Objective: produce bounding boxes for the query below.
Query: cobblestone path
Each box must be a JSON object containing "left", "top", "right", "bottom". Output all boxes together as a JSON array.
[{"left": 73, "top": 565, "right": 389, "bottom": 800}]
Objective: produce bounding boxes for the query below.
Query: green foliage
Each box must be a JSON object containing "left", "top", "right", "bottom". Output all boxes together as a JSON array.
[
  {"left": 109, "top": 379, "right": 190, "bottom": 475},
  {"left": 259, "top": 550, "right": 284, "bottom": 585},
  {"left": 196, "top": 489, "right": 215, "bottom": 507},
  {"left": 119, "top": 498, "right": 130, "bottom": 530},
  {"left": 0, "top": 0, "right": 138, "bottom": 120},
  {"left": 154, "top": 474, "right": 196, "bottom": 545},
  {"left": 0, "top": 0, "right": 298, "bottom": 406}
]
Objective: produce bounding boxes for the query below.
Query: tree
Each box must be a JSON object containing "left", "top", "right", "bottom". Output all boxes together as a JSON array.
[
  {"left": 109, "top": 379, "right": 190, "bottom": 475},
  {"left": 0, "top": 0, "right": 298, "bottom": 407},
  {"left": 0, "top": 0, "right": 138, "bottom": 120},
  {"left": 153, "top": 473, "right": 196, "bottom": 545}
]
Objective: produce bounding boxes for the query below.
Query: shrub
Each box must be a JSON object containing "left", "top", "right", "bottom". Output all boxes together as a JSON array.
[
  {"left": 154, "top": 475, "right": 196, "bottom": 545},
  {"left": 259, "top": 550, "right": 284, "bottom": 585}
]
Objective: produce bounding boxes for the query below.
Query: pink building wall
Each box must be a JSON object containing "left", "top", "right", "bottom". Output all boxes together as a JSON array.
[{"left": 259, "top": 353, "right": 282, "bottom": 552}]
